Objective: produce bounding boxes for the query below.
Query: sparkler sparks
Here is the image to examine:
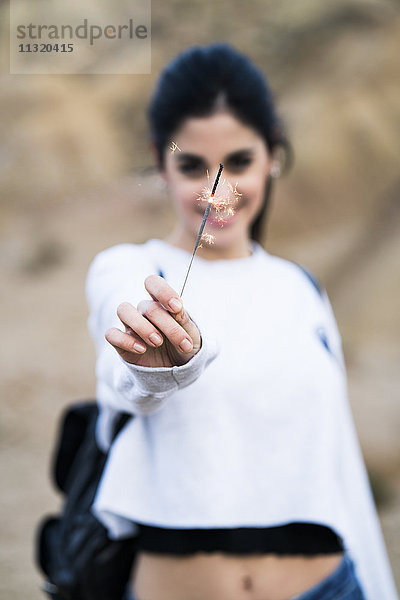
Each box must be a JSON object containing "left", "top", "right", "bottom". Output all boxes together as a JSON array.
[
  {"left": 200, "top": 232, "right": 215, "bottom": 246},
  {"left": 180, "top": 163, "right": 224, "bottom": 297},
  {"left": 169, "top": 141, "right": 181, "bottom": 153},
  {"left": 197, "top": 179, "right": 242, "bottom": 224}
]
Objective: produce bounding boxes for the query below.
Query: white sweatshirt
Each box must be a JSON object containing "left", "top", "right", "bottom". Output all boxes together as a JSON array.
[{"left": 86, "top": 238, "right": 398, "bottom": 600}]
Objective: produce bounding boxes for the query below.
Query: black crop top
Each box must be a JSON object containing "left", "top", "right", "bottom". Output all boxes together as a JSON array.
[{"left": 135, "top": 522, "right": 344, "bottom": 555}]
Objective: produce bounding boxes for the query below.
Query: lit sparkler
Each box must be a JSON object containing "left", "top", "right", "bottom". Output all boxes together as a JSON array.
[
  {"left": 198, "top": 179, "right": 241, "bottom": 224},
  {"left": 180, "top": 163, "right": 224, "bottom": 297}
]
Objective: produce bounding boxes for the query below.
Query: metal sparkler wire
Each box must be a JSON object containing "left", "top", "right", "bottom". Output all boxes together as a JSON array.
[{"left": 180, "top": 163, "right": 224, "bottom": 297}]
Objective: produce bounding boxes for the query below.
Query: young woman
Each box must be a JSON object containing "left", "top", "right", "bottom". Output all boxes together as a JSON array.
[{"left": 86, "top": 44, "right": 398, "bottom": 600}]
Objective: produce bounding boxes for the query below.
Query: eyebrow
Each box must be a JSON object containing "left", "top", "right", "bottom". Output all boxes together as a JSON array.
[
  {"left": 224, "top": 148, "right": 254, "bottom": 161},
  {"left": 175, "top": 153, "right": 205, "bottom": 163}
]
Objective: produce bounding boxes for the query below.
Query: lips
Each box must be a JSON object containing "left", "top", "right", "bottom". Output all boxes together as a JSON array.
[{"left": 195, "top": 201, "right": 243, "bottom": 228}]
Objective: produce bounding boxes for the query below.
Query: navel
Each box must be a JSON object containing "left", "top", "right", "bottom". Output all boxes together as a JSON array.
[{"left": 242, "top": 575, "right": 253, "bottom": 591}]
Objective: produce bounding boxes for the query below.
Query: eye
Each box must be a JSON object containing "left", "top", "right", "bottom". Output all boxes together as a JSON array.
[
  {"left": 226, "top": 153, "right": 253, "bottom": 172},
  {"left": 177, "top": 158, "right": 206, "bottom": 177}
]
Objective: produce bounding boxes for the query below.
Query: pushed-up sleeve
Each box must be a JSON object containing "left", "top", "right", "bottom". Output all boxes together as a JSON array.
[{"left": 85, "top": 245, "right": 219, "bottom": 418}]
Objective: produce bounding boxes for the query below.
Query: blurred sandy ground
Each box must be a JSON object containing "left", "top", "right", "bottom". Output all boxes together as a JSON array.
[{"left": 0, "top": 0, "right": 399, "bottom": 597}]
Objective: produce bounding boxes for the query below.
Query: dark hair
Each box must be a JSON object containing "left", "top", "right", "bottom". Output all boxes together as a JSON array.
[{"left": 148, "top": 43, "right": 292, "bottom": 243}]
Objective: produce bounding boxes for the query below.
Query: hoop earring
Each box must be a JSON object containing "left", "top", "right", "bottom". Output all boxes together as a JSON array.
[
  {"left": 157, "top": 176, "right": 168, "bottom": 191},
  {"left": 270, "top": 162, "right": 281, "bottom": 179}
]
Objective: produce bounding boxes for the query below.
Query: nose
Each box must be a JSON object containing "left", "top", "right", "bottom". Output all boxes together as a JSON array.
[{"left": 210, "top": 163, "right": 224, "bottom": 195}]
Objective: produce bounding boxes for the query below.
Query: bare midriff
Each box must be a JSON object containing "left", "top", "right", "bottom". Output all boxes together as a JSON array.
[{"left": 132, "top": 551, "right": 344, "bottom": 600}]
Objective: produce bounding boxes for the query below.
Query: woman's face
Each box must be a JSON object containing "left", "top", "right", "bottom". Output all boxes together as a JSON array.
[{"left": 161, "top": 112, "right": 273, "bottom": 259}]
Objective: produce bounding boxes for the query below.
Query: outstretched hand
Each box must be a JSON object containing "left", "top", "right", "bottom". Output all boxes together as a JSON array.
[{"left": 105, "top": 275, "right": 201, "bottom": 368}]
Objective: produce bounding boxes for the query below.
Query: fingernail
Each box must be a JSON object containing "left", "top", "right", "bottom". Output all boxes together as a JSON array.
[
  {"left": 169, "top": 298, "right": 182, "bottom": 312},
  {"left": 134, "top": 343, "right": 146, "bottom": 353},
  {"left": 149, "top": 332, "right": 163, "bottom": 346},
  {"left": 180, "top": 338, "right": 193, "bottom": 352}
]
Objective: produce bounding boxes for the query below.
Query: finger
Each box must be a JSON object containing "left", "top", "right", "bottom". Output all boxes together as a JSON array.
[
  {"left": 144, "top": 275, "right": 183, "bottom": 314},
  {"left": 105, "top": 327, "right": 147, "bottom": 355},
  {"left": 137, "top": 299, "right": 194, "bottom": 353},
  {"left": 174, "top": 309, "right": 201, "bottom": 351},
  {"left": 144, "top": 275, "right": 201, "bottom": 349},
  {"left": 116, "top": 302, "right": 164, "bottom": 348}
]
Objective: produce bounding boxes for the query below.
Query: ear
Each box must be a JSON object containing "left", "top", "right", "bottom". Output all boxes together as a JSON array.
[{"left": 149, "top": 140, "right": 164, "bottom": 172}]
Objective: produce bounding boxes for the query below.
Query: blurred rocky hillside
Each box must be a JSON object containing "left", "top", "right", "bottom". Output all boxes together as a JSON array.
[{"left": 0, "top": 1, "right": 399, "bottom": 597}]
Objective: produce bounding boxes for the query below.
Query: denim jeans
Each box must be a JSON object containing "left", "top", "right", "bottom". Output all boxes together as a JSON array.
[
  {"left": 126, "top": 553, "right": 366, "bottom": 600},
  {"left": 292, "top": 554, "right": 366, "bottom": 600}
]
